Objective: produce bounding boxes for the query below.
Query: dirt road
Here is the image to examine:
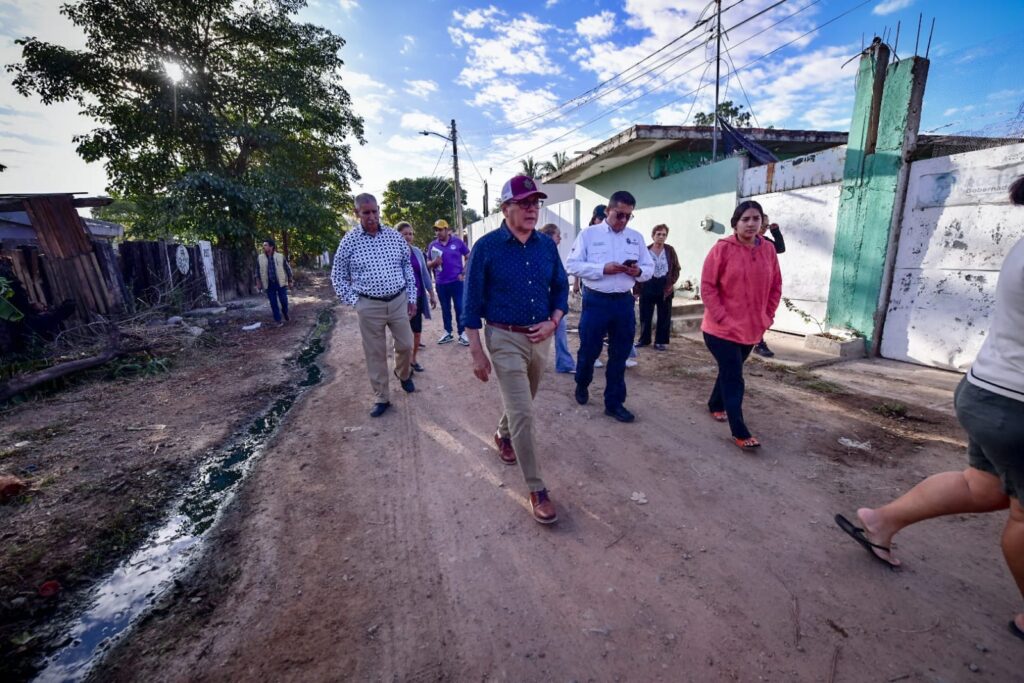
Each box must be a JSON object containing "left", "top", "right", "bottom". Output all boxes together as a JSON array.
[{"left": 99, "top": 307, "right": 1020, "bottom": 681}]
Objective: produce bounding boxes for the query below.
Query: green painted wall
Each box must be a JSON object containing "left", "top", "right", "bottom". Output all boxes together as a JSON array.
[
  {"left": 826, "top": 54, "right": 927, "bottom": 351},
  {"left": 577, "top": 155, "right": 742, "bottom": 290}
]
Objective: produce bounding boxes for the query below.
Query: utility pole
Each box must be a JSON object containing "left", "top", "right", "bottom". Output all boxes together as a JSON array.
[
  {"left": 483, "top": 180, "right": 489, "bottom": 217},
  {"left": 712, "top": 0, "right": 722, "bottom": 162},
  {"left": 450, "top": 119, "right": 465, "bottom": 235}
]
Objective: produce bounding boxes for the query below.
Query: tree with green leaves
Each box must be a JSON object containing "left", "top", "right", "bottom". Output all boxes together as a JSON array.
[
  {"left": 540, "top": 151, "right": 568, "bottom": 176},
  {"left": 381, "top": 177, "right": 467, "bottom": 247},
  {"left": 7, "top": 0, "right": 364, "bottom": 258},
  {"left": 693, "top": 100, "right": 752, "bottom": 128},
  {"left": 519, "top": 156, "right": 540, "bottom": 178}
]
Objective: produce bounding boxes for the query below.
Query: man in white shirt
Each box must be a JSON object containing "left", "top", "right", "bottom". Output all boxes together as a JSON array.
[
  {"left": 331, "top": 193, "right": 417, "bottom": 417},
  {"left": 567, "top": 190, "right": 654, "bottom": 422}
]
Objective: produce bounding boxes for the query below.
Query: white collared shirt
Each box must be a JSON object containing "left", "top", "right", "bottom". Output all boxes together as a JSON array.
[{"left": 566, "top": 221, "right": 654, "bottom": 293}]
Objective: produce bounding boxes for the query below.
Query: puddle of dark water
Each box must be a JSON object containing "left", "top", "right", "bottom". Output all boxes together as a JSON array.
[{"left": 33, "top": 309, "right": 333, "bottom": 683}]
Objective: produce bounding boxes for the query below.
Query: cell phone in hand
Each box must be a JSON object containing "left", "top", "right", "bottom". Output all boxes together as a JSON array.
[{"left": 623, "top": 259, "right": 638, "bottom": 267}]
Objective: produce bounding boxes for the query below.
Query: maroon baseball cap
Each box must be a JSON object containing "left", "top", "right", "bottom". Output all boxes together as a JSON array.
[{"left": 500, "top": 175, "right": 547, "bottom": 205}]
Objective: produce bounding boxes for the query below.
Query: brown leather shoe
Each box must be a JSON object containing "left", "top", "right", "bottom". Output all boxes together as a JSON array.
[
  {"left": 529, "top": 489, "right": 558, "bottom": 524},
  {"left": 493, "top": 432, "right": 517, "bottom": 465}
]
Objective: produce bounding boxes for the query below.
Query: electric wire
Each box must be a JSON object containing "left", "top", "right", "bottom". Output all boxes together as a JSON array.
[
  {"left": 722, "top": 39, "right": 761, "bottom": 128},
  {"left": 502, "top": 0, "right": 863, "bottom": 165}
]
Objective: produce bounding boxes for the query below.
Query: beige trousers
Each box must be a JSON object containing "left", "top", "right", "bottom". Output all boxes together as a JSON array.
[
  {"left": 356, "top": 296, "right": 414, "bottom": 404},
  {"left": 484, "top": 326, "right": 552, "bottom": 492}
]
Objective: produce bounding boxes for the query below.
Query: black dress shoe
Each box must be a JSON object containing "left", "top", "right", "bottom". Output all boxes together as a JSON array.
[
  {"left": 411, "top": 362, "right": 425, "bottom": 372},
  {"left": 574, "top": 384, "right": 589, "bottom": 405},
  {"left": 370, "top": 402, "right": 391, "bottom": 418},
  {"left": 605, "top": 405, "right": 635, "bottom": 423},
  {"left": 394, "top": 369, "right": 415, "bottom": 393}
]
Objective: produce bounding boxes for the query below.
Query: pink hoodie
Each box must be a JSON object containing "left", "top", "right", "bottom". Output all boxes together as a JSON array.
[{"left": 700, "top": 235, "right": 782, "bottom": 345}]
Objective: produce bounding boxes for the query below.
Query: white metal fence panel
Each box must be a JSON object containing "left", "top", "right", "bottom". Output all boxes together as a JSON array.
[{"left": 466, "top": 199, "right": 579, "bottom": 265}]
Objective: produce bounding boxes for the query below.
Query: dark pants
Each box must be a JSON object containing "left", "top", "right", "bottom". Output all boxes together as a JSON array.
[
  {"left": 437, "top": 280, "right": 464, "bottom": 334},
  {"left": 575, "top": 290, "right": 635, "bottom": 410},
  {"left": 703, "top": 331, "right": 754, "bottom": 439},
  {"left": 638, "top": 276, "right": 672, "bottom": 345},
  {"left": 267, "top": 285, "right": 289, "bottom": 322}
]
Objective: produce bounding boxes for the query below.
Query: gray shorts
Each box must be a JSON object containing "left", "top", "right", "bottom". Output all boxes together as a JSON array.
[{"left": 955, "top": 377, "right": 1024, "bottom": 500}]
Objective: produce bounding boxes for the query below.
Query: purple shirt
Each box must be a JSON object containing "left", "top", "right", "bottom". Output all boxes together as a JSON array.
[{"left": 428, "top": 236, "right": 469, "bottom": 285}]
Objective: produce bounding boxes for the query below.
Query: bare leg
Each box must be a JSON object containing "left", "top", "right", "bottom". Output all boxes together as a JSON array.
[
  {"left": 412, "top": 333, "right": 421, "bottom": 364},
  {"left": 1003, "top": 498, "right": 1024, "bottom": 632},
  {"left": 857, "top": 467, "right": 1009, "bottom": 565}
]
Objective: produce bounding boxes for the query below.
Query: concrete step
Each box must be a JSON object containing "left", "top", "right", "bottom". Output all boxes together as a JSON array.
[
  {"left": 672, "top": 299, "right": 704, "bottom": 317},
  {"left": 670, "top": 314, "right": 703, "bottom": 336}
]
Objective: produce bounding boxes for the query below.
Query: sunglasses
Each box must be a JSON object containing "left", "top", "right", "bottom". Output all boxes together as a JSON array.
[{"left": 610, "top": 210, "right": 633, "bottom": 222}]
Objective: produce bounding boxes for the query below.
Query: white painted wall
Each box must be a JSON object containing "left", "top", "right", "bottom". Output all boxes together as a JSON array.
[
  {"left": 465, "top": 198, "right": 579, "bottom": 266},
  {"left": 741, "top": 147, "right": 846, "bottom": 336},
  {"left": 880, "top": 142, "right": 1024, "bottom": 371}
]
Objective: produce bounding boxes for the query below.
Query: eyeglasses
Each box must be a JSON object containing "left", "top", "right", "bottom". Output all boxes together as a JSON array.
[
  {"left": 610, "top": 210, "right": 633, "bottom": 222},
  {"left": 510, "top": 198, "right": 543, "bottom": 209}
]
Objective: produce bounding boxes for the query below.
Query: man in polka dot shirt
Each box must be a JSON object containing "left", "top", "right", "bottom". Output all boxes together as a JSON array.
[{"left": 331, "top": 193, "right": 418, "bottom": 418}]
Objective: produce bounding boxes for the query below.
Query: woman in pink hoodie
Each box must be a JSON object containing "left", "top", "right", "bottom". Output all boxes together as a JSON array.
[{"left": 700, "top": 200, "right": 782, "bottom": 449}]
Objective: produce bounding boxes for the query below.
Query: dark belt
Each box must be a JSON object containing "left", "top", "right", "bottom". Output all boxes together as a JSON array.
[
  {"left": 487, "top": 320, "right": 545, "bottom": 334},
  {"left": 358, "top": 290, "right": 403, "bottom": 302},
  {"left": 583, "top": 288, "right": 633, "bottom": 299}
]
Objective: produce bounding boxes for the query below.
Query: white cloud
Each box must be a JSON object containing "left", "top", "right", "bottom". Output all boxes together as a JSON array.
[
  {"left": 576, "top": 12, "right": 615, "bottom": 42},
  {"left": 872, "top": 0, "right": 914, "bottom": 16},
  {"left": 942, "top": 105, "right": 976, "bottom": 118},
  {"left": 404, "top": 79, "right": 439, "bottom": 99},
  {"left": 400, "top": 35, "right": 415, "bottom": 55},
  {"left": 399, "top": 111, "right": 447, "bottom": 134},
  {"left": 448, "top": 9, "right": 561, "bottom": 87},
  {"left": 467, "top": 81, "right": 560, "bottom": 126},
  {"left": 338, "top": 0, "right": 359, "bottom": 11},
  {"left": 545, "top": 0, "right": 560, "bottom": 8}
]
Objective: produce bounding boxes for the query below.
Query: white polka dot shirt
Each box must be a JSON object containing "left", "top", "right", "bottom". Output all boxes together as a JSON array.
[{"left": 331, "top": 226, "right": 417, "bottom": 306}]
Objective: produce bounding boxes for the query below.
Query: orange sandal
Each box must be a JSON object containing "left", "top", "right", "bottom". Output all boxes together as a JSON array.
[
  {"left": 734, "top": 437, "right": 761, "bottom": 449},
  {"left": 711, "top": 411, "right": 727, "bottom": 422}
]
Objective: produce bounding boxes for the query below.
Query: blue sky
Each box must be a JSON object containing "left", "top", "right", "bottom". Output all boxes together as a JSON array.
[{"left": 2, "top": 0, "right": 1022, "bottom": 215}]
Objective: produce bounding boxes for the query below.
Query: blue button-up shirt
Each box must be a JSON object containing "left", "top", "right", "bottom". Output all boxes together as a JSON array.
[{"left": 461, "top": 222, "right": 569, "bottom": 329}]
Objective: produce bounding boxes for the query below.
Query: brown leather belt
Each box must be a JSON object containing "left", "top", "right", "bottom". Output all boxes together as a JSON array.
[{"left": 486, "top": 321, "right": 543, "bottom": 334}]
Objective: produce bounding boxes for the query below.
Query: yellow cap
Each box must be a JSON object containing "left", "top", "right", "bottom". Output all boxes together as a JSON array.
[{"left": 433, "top": 219, "right": 449, "bottom": 229}]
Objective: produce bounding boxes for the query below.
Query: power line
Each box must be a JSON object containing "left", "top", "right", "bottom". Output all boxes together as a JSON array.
[
  {"left": 426, "top": 140, "right": 449, "bottom": 178},
  {"left": 465, "top": 3, "right": 726, "bottom": 134},
  {"left": 503, "top": 0, "right": 857, "bottom": 165},
  {"left": 722, "top": 39, "right": 761, "bottom": 128},
  {"left": 456, "top": 133, "right": 486, "bottom": 184}
]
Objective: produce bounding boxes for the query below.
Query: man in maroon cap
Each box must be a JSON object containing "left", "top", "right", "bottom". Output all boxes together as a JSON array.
[{"left": 462, "top": 175, "right": 570, "bottom": 524}]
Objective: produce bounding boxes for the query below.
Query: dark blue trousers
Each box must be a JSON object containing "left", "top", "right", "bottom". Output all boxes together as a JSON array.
[
  {"left": 575, "top": 290, "right": 635, "bottom": 410},
  {"left": 267, "top": 284, "right": 289, "bottom": 322},
  {"left": 437, "top": 280, "right": 464, "bottom": 334},
  {"left": 703, "top": 331, "right": 754, "bottom": 439}
]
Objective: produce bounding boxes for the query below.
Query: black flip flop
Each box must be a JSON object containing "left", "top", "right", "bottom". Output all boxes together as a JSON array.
[
  {"left": 1010, "top": 620, "right": 1024, "bottom": 642},
  {"left": 834, "top": 514, "right": 900, "bottom": 569}
]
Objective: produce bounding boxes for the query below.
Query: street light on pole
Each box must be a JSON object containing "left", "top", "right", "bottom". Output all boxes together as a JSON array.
[{"left": 419, "top": 119, "right": 465, "bottom": 236}]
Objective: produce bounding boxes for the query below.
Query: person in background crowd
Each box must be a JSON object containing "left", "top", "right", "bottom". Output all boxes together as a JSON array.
[
  {"left": 635, "top": 224, "right": 680, "bottom": 351},
  {"left": 256, "top": 238, "right": 293, "bottom": 326},
  {"left": 427, "top": 219, "right": 471, "bottom": 346},
  {"left": 836, "top": 176, "right": 1024, "bottom": 643},
  {"left": 700, "top": 199, "right": 782, "bottom": 448},
  {"left": 462, "top": 175, "right": 568, "bottom": 524},
  {"left": 539, "top": 223, "right": 575, "bottom": 374},
  {"left": 568, "top": 190, "right": 653, "bottom": 423},
  {"left": 331, "top": 193, "right": 417, "bottom": 418},
  {"left": 579, "top": 204, "right": 639, "bottom": 370},
  {"left": 753, "top": 214, "right": 786, "bottom": 357},
  {"left": 397, "top": 222, "right": 436, "bottom": 373}
]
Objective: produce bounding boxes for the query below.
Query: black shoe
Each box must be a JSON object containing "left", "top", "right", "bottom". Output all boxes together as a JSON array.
[
  {"left": 370, "top": 402, "right": 391, "bottom": 418},
  {"left": 754, "top": 341, "right": 775, "bottom": 358},
  {"left": 634, "top": 341, "right": 650, "bottom": 348},
  {"left": 394, "top": 369, "right": 415, "bottom": 393},
  {"left": 654, "top": 343, "right": 668, "bottom": 351},
  {"left": 605, "top": 405, "right": 635, "bottom": 423},
  {"left": 411, "top": 362, "right": 425, "bottom": 372},
  {"left": 574, "top": 384, "right": 589, "bottom": 405}
]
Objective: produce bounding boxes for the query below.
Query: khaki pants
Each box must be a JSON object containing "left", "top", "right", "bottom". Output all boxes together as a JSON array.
[
  {"left": 485, "top": 326, "right": 552, "bottom": 492},
  {"left": 356, "top": 296, "right": 414, "bottom": 404}
]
